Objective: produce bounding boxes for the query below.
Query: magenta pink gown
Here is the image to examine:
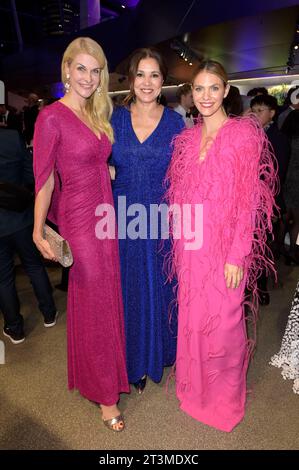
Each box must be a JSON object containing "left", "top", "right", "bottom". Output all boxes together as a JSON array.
[
  {"left": 33, "top": 101, "right": 129, "bottom": 405},
  {"left": 166, "top": 116, "right": 276, "bottom": 432}
]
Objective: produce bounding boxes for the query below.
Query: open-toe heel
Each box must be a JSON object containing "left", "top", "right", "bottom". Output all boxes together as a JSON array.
[{"left": 103, "top": 414, "right": 125, "bottom": 432}]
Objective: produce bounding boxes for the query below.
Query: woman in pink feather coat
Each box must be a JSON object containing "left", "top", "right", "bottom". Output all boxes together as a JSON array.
[{"left": 166, "top": 60, "right": 277, "bottom": 432}]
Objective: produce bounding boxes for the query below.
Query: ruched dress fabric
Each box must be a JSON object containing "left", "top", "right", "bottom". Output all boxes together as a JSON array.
[
  {"left": 166, "top": 116, "right": 277, "bottom": 432},
  {"left": 110, "top": 106, "right": 184, "bottom": 384},
  {"left": 33, "top": 101, "right": 129, "bottom": 405}
]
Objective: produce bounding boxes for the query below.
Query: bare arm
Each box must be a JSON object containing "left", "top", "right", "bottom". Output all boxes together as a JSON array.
[
  {"left": 108, "top": 165, "right": 115, "bottom": 180},
  {"left": 33, "top": 171, "right": 57, "bottom": 260}
]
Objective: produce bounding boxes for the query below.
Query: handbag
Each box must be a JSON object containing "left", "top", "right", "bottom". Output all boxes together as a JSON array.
[
  {"left": 0, "top": 181, "right": 33, "bottom": 212},
  {"left": 43, "top": 224, "right": 73, "bottom": 268}
]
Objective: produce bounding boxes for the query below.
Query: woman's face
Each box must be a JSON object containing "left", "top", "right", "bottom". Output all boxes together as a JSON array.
[
  {"left": 192, "top": 70, "right": 229, "bottom": 118},
  {"left": 66, "top": 53, "right": 101, "bottom": 100},
  {"left": 133, "top": 57, "right": 164, "bottom": 104}
]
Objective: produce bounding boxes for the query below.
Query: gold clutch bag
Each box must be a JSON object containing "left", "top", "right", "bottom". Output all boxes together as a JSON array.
[{"left": 43, "top": 224, "right": 73, "bottom": 268}]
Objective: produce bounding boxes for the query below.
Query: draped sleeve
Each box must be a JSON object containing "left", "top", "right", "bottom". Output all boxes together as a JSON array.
[{"left": 33, "top": 106, "right": 61, "bottom": 224}]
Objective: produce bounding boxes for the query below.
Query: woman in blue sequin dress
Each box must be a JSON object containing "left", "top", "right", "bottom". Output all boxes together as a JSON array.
[{"left": 110, "top": 48, "right": 184, "bottom": 391}]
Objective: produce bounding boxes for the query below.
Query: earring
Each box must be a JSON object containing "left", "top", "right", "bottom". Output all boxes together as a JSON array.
[
  {"left": 96, "top": 86, "right": 101, "bottom": 95},
  {"left": 64, "top": 73, "right": 70, "bottom": 93}
]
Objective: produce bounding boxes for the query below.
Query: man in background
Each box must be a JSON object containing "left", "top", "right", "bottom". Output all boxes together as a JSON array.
[{"left": 174, "top": 83, "right": 195, "bottom": 128}]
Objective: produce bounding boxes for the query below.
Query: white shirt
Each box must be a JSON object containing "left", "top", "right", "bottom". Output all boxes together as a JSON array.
[{"left": 173, "top": 104, "right": 194, "bottom": 128}]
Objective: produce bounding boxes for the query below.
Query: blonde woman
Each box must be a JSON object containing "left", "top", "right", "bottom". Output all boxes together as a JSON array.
[{"left": 33, "top": 37, "right": 129, "bottom": 431}]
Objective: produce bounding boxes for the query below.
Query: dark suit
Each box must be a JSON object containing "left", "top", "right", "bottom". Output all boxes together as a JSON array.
[
  {"left": 0, "top": 129, "right": 56, "bottom": 335},
  {"left": 266, "top": 122, "right": 290, "bottom": 213}
]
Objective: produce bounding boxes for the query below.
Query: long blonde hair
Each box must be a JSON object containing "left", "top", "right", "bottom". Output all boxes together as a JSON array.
[{"left": 61, "top": 37, "right": 114, "bottom": 142}]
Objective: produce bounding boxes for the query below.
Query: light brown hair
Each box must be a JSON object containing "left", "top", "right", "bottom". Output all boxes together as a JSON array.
[{"left": 192, "top": 60, "right": 228, "bottom": 86}]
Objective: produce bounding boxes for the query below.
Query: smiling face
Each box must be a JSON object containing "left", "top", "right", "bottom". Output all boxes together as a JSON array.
[
  {"left": 133, "top": 57, "right": 164, "bottom": 104},
  {"left": 192, "top": 70, "right": 229, "bottom": 118},
  {"left": 66, "top": 53, "right": 101, "bottom": 100}
]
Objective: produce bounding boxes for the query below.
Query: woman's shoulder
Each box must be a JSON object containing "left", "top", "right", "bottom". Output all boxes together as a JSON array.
[
  {"left": 225, "top": 114, "right": 262, "bottom": 139},
  {"left": 37, "top": 101, "right": 61, "bottom": 123}
]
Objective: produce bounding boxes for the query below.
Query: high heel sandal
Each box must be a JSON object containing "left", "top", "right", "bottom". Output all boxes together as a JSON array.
[
  {"left": 133, "top": 375, "right": 147, "bottom": 395},
  {"left": 102, "top": 414, "right": 125, "bottom": 432},
  {"left": 100, "top": 405, "right": 125, "bottom": 432}
]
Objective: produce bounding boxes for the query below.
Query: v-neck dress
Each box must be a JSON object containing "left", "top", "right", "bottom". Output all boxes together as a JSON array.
[
  {"left": 110, "top": 106, "right": 184, "bottom": 383},
  {"left": 166, "top": 116, "right": 277, "bottom": 431},
  {"left": 33, "top": 101, "right": 129, "bottom": 405}
]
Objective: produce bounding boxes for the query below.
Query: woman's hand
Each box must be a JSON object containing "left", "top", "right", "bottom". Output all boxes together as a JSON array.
[
  {"left": 224, "top": 263, "right": 244, "bottom": 289},
  {"left": 33, "top": 231, "right": 57, "bottom": 262},
  {"left": 108, "top": 165, "right": 115, "bottom": 180}
]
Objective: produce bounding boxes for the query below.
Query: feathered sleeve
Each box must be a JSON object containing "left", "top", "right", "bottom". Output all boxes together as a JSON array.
[
  {"left": 33, "top": 107, "right": 60, "bottom": 195},
  {"left": 225, "top": 116, "right": 278, "bottom": 269}
]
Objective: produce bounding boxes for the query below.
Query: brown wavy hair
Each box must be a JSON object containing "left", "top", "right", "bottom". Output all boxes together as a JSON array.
[{"left": 123, "top": 47, "right": 167, "bottom": 105}]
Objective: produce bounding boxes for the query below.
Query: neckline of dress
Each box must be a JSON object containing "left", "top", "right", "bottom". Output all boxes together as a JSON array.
[
  {"left": 57, "top": 100, "right": 102, "bottom": 142},
  {"left": 198, "top": 117, "right": 231, "bottom": 163},
  {"left": 126, "top": 105, "right": 166, "bottom": 145}
]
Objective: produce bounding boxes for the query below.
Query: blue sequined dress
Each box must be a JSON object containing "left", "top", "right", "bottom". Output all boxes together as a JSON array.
[{"left": 111, "top": 106, "right": 184, "bottom": 383}]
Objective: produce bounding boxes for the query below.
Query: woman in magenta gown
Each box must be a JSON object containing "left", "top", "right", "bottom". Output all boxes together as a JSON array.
[
  {"left": 166, "top": 60, "right": 277, "bottom": 432},
  {"left": 33, "top": 37, "right": 129, "bottom": 432}
]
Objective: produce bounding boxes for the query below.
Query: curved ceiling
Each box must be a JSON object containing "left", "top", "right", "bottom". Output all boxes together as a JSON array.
[{"left": 0, "top": 0, "right": 298, "bottom": 95}]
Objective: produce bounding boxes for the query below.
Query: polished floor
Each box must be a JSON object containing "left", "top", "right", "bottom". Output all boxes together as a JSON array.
[{"left": 0, "top": 261, "right": 298, "bottom": 450}]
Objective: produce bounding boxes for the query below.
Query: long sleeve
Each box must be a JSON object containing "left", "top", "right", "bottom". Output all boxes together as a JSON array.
[{"left": 226, "top": 119, "right": 276, "bottom": 267}]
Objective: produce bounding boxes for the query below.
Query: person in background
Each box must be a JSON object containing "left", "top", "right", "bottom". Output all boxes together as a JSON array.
[
  {"left": 280, "top": 109, "right": 299, "bottom": 265},
  {"left": 174, "top": 83, "right": 195, "bottom": 128},
  {"left": 278, "top": 86, "right": 299, "bottom": 130},
  {"left": 110, "top": 47, "right": 184, "bottom": 394},
  {"left": 247, "top": 87, "right": 268, "bottom": 98},
  {"left": 269, "top": 230, "right": 299, "bottom": 395},
  {"left": 0, "top": 127, "right": 57, "bottom": 344},
  {"left": 166, "top": 60, "right": 276, "bottom": 432},
  {"left": 33, "top": 37, "right": 129, "bottom": 431},
  {"left": 251, "top": 93, "right": 290, "bottom": 302},
  {"left": 23, "top": 93, "right": 39, "bottom": 146},
  {"left": 0, "top": 103, "right": 22, "bottom": 133},
  {"left": 223, "top": 85, "right": 243, "bottom": 116}
]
